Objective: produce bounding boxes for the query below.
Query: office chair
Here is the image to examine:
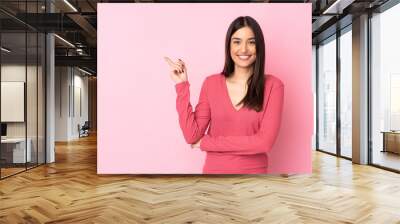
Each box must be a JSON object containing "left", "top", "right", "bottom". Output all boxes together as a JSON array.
[{"left": 79, "top": 121, "right": 90, "bottom": 138}]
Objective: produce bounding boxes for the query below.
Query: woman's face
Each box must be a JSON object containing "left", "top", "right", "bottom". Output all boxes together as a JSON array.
[{"left": 230, "top": 26, "right": 257, "bottom": 69}]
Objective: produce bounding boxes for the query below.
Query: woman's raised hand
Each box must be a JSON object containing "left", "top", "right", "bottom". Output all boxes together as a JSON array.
[{"left": 164, "top": 57, "right": 188, "bottom": 84}]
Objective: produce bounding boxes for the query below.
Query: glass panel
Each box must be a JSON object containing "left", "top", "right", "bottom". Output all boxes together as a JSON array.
[
  {"left": 318, "top": 36, "right": 337, "bottom": 154},
  {"left": 27, "top": 30, "right": 38, "bottom": 169},
  {"left": 1, "top": 30, "right": 27, "bottom": 177},
  {"left": 371, "top": 3, "right": 400, "bottom": 171},
  {"left": 340, "top": 28, "right": 352, "bottom": 158},
  {"left": 38, "top": 32, "right": 45, "bottom": 165}
]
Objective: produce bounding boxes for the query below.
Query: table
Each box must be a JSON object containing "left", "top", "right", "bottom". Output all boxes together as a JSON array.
[
  {"left": 1, "top": 138, "right": 32, "bottom": 163},
  {"left": 381, "top": 131, "right": 400, "bottom": 154}
]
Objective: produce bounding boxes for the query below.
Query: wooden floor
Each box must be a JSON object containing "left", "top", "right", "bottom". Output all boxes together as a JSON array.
[
  {"left": 0, "top": 167, "right": 26, "bottom": 178},
  {"left": 1, "top": 134, "right": 400, "bottom": 223},
  {"left": 373, "top": 150, "right": 400, "bottom": 171}
]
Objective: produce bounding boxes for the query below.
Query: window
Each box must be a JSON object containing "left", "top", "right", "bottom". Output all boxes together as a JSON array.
[
  {"left": 340, "top": 27, "right": 352, "bottom": 158},
  {"left": 371, "top": 2, "right": 400, "bottom": 171},
  {"left": 317, "top": 35, "right": 337, "bottom": 154}
]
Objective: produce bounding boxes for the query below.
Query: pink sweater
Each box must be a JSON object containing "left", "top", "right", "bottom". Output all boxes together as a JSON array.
[{"left": 175, "top": 73, "right": 284, "bottom": 174}]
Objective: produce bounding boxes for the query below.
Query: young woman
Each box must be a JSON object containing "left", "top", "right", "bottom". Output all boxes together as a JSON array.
[{"left": 165, "top": 16, "right": 284, "bottom": 174}]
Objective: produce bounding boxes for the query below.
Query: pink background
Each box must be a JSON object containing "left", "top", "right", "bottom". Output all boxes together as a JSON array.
[{"left": 97, "top": 3, "right": 313, "bottom": 174}]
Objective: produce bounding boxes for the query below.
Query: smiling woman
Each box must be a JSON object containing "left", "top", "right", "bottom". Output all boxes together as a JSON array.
[
  {"left": 166, "top": 16, "right": 284, "bottom": 174},
  {"left": 223, "top": 16, "right": 267, "bottom": 112},
  {"left": 230, "top": 28, "right": 257, "bottom": 68}
]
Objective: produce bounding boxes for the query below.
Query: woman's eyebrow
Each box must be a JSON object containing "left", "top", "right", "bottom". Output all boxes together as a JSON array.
[{"left": 231, "top": 37, "right": 256, "bottom": 40}]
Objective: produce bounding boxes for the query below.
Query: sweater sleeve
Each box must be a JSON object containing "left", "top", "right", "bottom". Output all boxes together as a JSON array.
[
  {"left": 175, "top": 79, "right": 211, "bottom": 144},
  {"left": 199, "top": 83, "right": 284, "bottom": 155}
]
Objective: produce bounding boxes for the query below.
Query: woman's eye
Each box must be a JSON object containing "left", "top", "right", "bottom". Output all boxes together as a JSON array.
[
  {"left": 233, "top": 41, "right": 240, "bottom": 44},
  {"left": 249, "top": 41, "right": 256, "bottom": 45}
]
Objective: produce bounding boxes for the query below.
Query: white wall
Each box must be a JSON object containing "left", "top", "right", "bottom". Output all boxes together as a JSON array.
[
  {"left": 55, "top": 67, "right": 89, "bottom": 141},
  {"left": 1, "top": 65, "right": 42, "bottom": 137},
  {"left": 55, "top": 66, "right": 69, "bottom": 141},
  {"left": 72, "top": 72, "right": 89, "bottom": 138}
]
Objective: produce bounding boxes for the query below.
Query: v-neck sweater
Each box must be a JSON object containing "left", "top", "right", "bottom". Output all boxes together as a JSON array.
[{"left": 175, "top": 73, "right": 284, "bottom": 174}]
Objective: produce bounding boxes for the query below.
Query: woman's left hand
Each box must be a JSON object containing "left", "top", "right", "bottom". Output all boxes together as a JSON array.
[{"left": 191, "top": 138, "right": 202, "bottom": 149}]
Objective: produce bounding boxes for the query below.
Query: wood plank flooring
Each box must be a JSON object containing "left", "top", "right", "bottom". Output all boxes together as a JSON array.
[{"left": 0, "top": 134, "right": 400, "bottom": 223}]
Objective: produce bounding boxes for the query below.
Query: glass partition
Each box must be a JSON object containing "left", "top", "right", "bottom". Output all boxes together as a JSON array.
[
  {"left": 0, "top": 1, "right": 46, "bottom": 179},
  {"left": 1, "top": 31, "right": 28, "bottom": 177},
  {"left": 317, "top": 35, "right": 337, "bottom": 154}
]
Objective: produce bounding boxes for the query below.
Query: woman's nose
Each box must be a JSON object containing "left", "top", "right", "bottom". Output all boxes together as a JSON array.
[{"left": 240, "top": 43, "right": 248, "bottom": 53}]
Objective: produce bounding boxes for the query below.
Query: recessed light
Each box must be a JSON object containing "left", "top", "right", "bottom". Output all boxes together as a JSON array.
[{"left": 1, "top": 47, "right": 11, "bottom": 53}]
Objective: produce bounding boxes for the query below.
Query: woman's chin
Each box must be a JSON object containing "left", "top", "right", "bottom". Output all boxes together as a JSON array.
[{"left": 235, "top": 63, "right": 254, "bottom": 69}]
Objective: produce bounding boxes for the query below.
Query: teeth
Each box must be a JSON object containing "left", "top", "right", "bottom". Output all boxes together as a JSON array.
[{"left": 238, "top": 55, "right": 250, "bottom": 60}]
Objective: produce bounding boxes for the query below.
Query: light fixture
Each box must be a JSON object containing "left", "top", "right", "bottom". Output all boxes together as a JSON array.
[
  {"left": 76, "top": 48, "right": 85, "bottom": 55},
  {"left": 322, "top": 0, "right": 355, "bottom": 15},
  {"left": 78, "top": 67, "right": 93, "bottom": 76},
  {"left": 54, "top": 34, "right": 75, "bottom": 48},
  {"left": 63, "top": 0, "right": 78, "bottom": 12},
  {"left": 1, "top": 47, "right": 11, "bottom": 53}
]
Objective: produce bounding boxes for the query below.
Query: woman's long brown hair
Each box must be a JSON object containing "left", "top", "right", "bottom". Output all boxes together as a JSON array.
[{"left": 222, "top": 16, "right": 266, "bottom": 112}]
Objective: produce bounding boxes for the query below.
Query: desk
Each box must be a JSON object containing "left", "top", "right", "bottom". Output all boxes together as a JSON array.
[
  {"left": 381, "top": 131, "right": 400, "bottom": 154},
  {"left": 1, "top": 138, "right": 32, "bottom": 163}
]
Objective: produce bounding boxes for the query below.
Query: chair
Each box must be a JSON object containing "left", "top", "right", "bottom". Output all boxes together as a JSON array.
[{"left": 79, "top": 121, "right": 90, "bottom": 138}]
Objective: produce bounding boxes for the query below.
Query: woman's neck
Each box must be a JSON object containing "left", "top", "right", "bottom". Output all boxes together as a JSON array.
[{"left": 229, "top": 66, "right": 253, "bottom": 83}]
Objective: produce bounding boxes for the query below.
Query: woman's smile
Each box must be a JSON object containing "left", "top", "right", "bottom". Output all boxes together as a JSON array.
[{"left": 237, "top": 55, "right": 252, "bottom": 60}]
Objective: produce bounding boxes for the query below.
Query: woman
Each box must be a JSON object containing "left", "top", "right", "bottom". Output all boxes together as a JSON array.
[{"left": 165, "top": 16, "right": 284, "bottom": 174}]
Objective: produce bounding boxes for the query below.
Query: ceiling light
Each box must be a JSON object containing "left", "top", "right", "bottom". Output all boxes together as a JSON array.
[
  {"left": 63, "top": 0, "right": 78, "bottom": 12},
  {"left": 54, "top": 34, "right": 75, "bottom": 48},
  {"left": 1, "top": 47, "right": 11, "bottom": 53},
  {"left": 78, "top": 67, "right": 93, "bottom": 76}
]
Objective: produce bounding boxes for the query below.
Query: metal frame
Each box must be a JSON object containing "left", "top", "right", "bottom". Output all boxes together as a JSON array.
[
  {"left": 336, "top": 27, "right": 341, "bottom": 158},
  {"left": 25, "top": 1, "right": 28, "bottom": 172},
  {"left": 36, "top": 1, "right": 39, "bottom": 168},
  {"left": 367, "top": 10, "right": 373, "bottom": 166},
  {"left": 316, "top": 44, "right": 319, "bottom": 151}
]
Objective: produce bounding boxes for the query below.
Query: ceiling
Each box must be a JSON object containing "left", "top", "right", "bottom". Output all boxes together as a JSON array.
[{"left": 0, "top": 0, "right": 393, "bottom": 75}]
